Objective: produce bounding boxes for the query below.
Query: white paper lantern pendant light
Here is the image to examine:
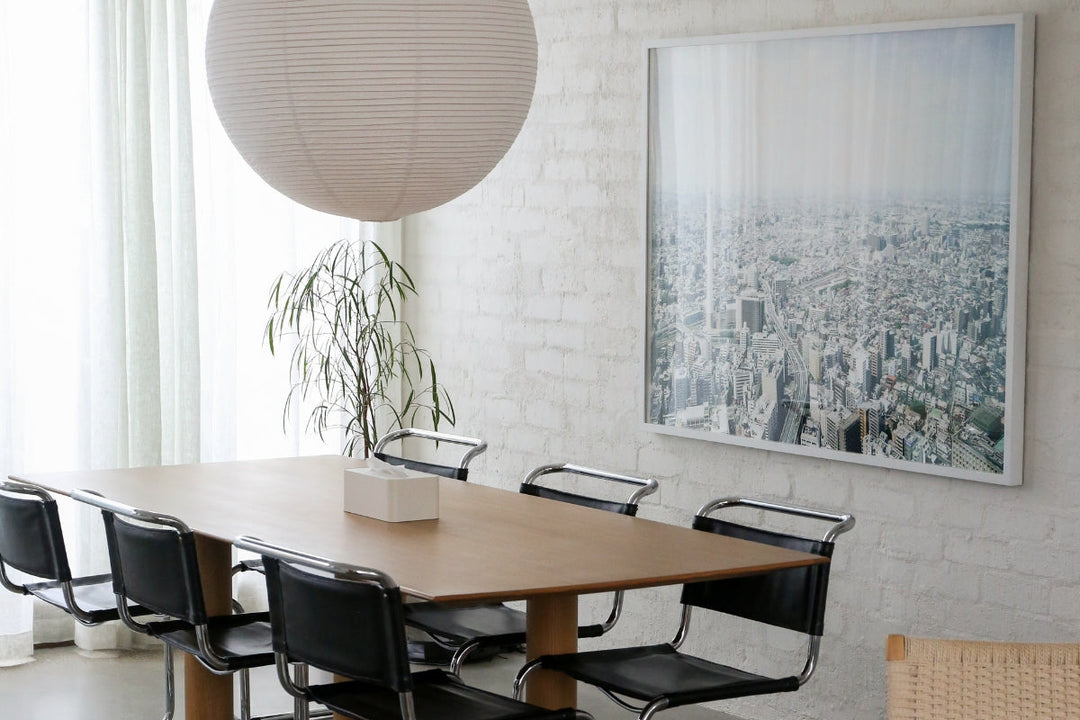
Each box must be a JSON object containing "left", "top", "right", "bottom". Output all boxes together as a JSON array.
[{"left": 205, "top": 0, "right": 538, "bottom": 222}]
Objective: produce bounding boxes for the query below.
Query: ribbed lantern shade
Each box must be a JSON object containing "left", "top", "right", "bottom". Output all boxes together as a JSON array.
[{"left": 205, "top": 0, "right": 538, "bottom": 221}]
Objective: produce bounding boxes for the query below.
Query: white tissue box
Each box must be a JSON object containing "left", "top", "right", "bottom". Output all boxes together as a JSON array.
[{"left": 343, "top": 464, "right": 439, "bottom": 522}]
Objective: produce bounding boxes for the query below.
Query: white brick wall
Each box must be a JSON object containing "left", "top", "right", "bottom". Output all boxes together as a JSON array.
[{"left": 404, "top": 2, "right": 1080, "bottom": 718}]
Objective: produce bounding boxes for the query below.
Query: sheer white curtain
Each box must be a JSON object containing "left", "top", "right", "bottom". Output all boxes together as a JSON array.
[
  {"left": 0, "top": 1, "right": 97, "bottom": 665},
  {"left": 0, "top": 0, "right": 202, "bottom": 660},
  {"left": 0, "top": 0, "right": 394, "bottom": 663}
]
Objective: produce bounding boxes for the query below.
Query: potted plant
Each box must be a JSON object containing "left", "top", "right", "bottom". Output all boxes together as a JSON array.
[{"left": 265, "top": 238, "right": 454, "bottom": 457}]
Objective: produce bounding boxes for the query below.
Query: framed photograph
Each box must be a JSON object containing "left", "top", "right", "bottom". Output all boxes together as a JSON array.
[{"left": 643, "top": 15, "right": 1034, "bottom": 485}]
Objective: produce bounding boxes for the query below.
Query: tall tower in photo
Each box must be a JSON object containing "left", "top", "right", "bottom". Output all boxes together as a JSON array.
[
  {"left": 703, "top": 59, "right": 717, "bottom": 332},
  {"left": 921, "top": 332, "right": 938, "bottom": 371},
  {"left": 737, "top": 295, "right": 765, "bottom": 335}
]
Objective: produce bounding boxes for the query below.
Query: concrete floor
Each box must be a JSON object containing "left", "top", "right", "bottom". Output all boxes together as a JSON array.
[{"left": 0, "top": 644, "right": 735, "bottom": 720}]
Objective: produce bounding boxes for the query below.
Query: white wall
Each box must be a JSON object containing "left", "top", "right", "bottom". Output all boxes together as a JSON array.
[{"left": 403, "top": 1, "right": 1080, "bottom": 718}]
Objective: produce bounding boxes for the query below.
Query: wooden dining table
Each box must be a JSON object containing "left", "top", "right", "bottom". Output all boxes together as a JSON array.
[{"left": 14, "top": 455, "right": 827, "bottom": 718}]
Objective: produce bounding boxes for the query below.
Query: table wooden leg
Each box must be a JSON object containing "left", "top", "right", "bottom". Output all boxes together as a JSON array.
[
  {"left": 188, "top": 534, "right": 234, "bottom": 720},
  {"left": 526, "top": 593, "right": 578, "bottom": 709}
]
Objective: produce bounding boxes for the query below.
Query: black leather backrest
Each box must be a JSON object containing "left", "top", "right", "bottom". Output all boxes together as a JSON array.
[
  {"left": 101, "top": 512, "right": 206, "bottom": 624},
  {"left": 0, "top": 493, "right": 72, "bottom": 581},
  {"left": 680, "top": 516, "right": 834, "bottom": 636},
  {"left": 263, "top": 556, "right": 412, "bottom": 692},
  {"left": 373, "top": 452, "right": 468, "bottom": 481},
  {"left": 519, "top": 484, "right": 638, "bottom": 516}
]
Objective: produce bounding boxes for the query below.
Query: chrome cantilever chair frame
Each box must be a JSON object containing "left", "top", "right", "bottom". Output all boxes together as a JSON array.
[
  {"left": 235, "top": 535, "right": 590, "bottom": 720},
  {"left": 409, "top": 463, "right": 659, "bottom": 675},
  {"left": 514, "top": 496, "right": 855, "bottom": 720},
  {"left": 372, "top": 428, "right": 488, "bottom": 479},
  {"left": 521, "top": 463, "right": 659, "bottom": 639},
  {"left": 371, "top": 428, "right": 488, "bottom": 666},
  {"left": 71, "top": 489, "right": 295, "bottom": 720},
  {"left": 692, "top": 498, "right": 855, "bottom": 689},
  {"left": 0, "top": 480, "right": 111, "bottom": 625},
  {"left": 0, "top": 480, "right": 177, "bottom": 720}
]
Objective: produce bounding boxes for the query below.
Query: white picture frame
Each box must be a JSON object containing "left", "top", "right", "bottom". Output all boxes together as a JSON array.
[{"left": 642, "top": 15, "right": 1034, "bottom": 485}]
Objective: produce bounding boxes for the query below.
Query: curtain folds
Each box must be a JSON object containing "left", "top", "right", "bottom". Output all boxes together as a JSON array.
[
  {"left": 86, "top": 0, "right": 200, "bottom": 472},
  {"left": 0, "top": 0, "right": 201, "bottom": 660},
  {"left": 0, "top": 0, "right": 393, "bottom": 664},
  {"left": 81, "top": 0, "right": 200, "bottom": 652}
]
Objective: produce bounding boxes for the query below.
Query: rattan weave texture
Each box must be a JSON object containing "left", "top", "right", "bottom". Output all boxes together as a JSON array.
[{"left": 887, "top": 636, "right": 1080, "bottom": 720}]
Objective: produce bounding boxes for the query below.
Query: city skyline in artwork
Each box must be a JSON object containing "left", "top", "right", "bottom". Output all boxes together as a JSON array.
[{"left": 644, "top": 18, "right": 1032, "bottom": 483}]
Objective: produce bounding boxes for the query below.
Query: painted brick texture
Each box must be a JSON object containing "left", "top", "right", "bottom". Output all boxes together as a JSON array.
[{"left": 404, "top": 2, "right": 1080, "bottom": 718}]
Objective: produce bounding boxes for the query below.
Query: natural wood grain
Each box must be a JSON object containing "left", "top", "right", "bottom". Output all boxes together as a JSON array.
[
  {"left": 187, "top": 535, "right": 233, "bottom": 720},
  {"left": 17, "top": 456, "right": 826, "bottom": 603},
  {"left": 15, "top": 456, "right": 828, "bottom": 715},
  {"left": 526, "top": 594, "right": 578, "bottom": 709},
  {"left": 887, "top": 634, "right": 908, "bottom": 662}
]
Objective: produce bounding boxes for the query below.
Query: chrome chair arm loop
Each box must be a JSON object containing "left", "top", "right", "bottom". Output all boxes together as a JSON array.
[
  {"left": 373, "top": 428, "right": 488, "bottom": 468},
  {"left": 235, "top": 536, "right": 397, "bottom": 589},
  {"left": 1, "top": 477, "right": 54, "bottom": 502},
  {"left": 696, "top": 497, "right": 855, "bottom": 542},
  {"left": 521, "top": 464, "right": 659, "bottom": 504},
  {"left": 71, "top": 489, "right": 193, "bottom": 534}
]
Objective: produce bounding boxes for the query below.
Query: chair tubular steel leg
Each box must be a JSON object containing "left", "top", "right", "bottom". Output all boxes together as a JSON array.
[
  {"left": 449, "top": 639, "right": 482, "bottom": 676},
  {"left": 293, "top": 663, "right": 310, "bottom": 720},
  {"left": 162, "top": 644, "right": 175, "bottom": 720},
  {"left": 638, "top": 698, "right": 670, "bottom": 720},
  {"left": 239, "top": 668, "right": 252, "bottom": 720},
  {"left": 512, "top": 658, "right": 543, "bottom": 701}
]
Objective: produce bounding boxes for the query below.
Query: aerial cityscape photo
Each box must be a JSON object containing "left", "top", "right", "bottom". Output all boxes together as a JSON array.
[{"left": 645, "top": 23, "right": 1022, "bottom": 478}]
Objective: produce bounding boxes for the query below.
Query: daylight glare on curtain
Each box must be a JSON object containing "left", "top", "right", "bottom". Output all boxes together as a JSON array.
[
  {"left": 0, "top": 0, "right": 361, "bottom": 662},
  {"left": 0, "top": 0, "right": 203, "bottom": 659},
  {"left": 0, "top": 2, "right": 95, "bottom": 665}
]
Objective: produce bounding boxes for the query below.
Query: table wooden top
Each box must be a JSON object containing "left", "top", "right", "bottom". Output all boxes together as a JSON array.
[{"left": 14, "top": 455, "right": 826, "bottom": 603}]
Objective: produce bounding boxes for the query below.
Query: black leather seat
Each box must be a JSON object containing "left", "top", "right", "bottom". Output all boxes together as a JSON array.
[
  {"left": 536, "top": 643, "right": 800, "bottom": 702},
  {"left": 514, "top": 497, "right": 855, "bottom": 720},
  {"left": 145, "top": 614, "right": 274, "bottom": 671},
  {"left": 72, "top": 489, "right": 281, "bottom": 720},
  {"left": 235, "top": 536, "right": 587, "bottom": 720},
  {"left": 402, "top": 463, "right": 659, "bottom": 674}
]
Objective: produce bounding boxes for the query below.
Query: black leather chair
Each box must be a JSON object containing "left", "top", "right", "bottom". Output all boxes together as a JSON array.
[
  {"left": 234, "top": 535, "right": 588, "bottom": 720},
  {"left": 403, "top": 463, "right": 659, "bottom": 674},
  {"left": 372, "top": 427, "right": 488, "bottom": 481},
  {"left": 514, "top": 497, "right": 855, "bottom": 720},
  {"left": 0, "top": 479, "right": 150, "bottom": 625},
  {"left": 71, "top": 489, "right": 289, "bottom": 720},
  {"left": 0, "top": 480, "right": 178, "bottom": 717}
]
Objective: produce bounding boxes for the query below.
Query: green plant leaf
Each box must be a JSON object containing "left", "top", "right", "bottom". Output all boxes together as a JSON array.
[{"left": 263, "top": 236, "right": 454, "bottom": 457}]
